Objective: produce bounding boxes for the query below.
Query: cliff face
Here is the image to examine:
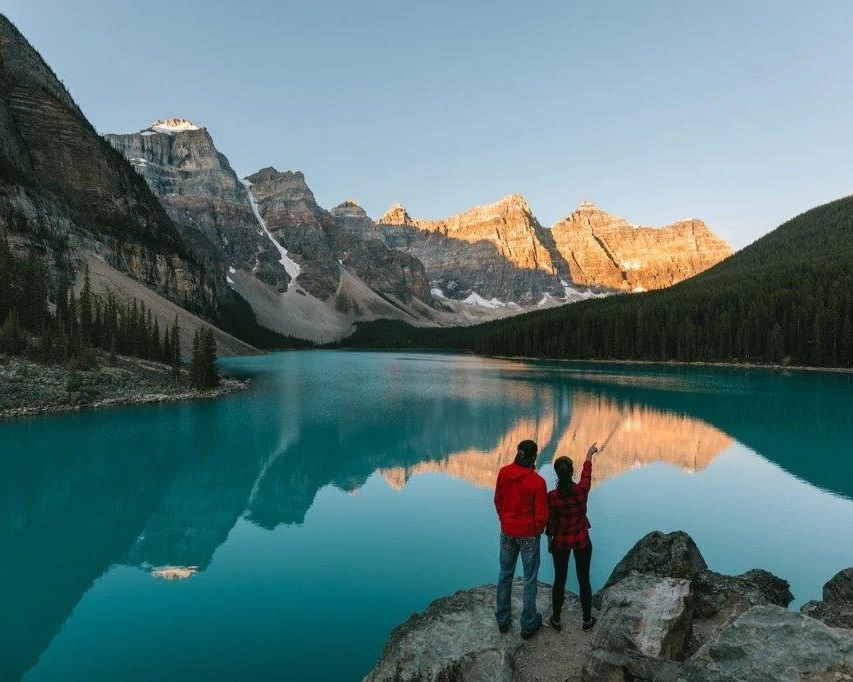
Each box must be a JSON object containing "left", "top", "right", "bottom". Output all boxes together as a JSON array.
[
  {"left": 0, "top": 17, "right": 218, "bottom": 314},
  {"left": 329, "top": 201, "right": 433, "bottom": 303},
  {"left": 375, "top": 195, "right": 570, "bottom": 305},
  {"left": 245, "top": 168, "right": 433, "bottom": 305},
  {"left": 371, "top": 195, "right": 731, "bottom": 305},
  {"left": 551, "top": 201, "right": 733, "bottom": 292},
  {"left": 105, "top": 121, "right": 290, "bottom": 293}
]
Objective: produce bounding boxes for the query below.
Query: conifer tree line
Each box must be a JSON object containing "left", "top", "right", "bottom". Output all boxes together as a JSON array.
[
  {"left": 0, "top": 237, "right": 219, "bottom": 386},
  {"left": 471, "top": 196, "right": 853, "bottom": 368},
  {"left": 343, "top": 194, "right": 853, "bottom": 369}
]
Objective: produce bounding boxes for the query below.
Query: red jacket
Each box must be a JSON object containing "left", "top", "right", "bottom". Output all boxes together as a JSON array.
[{"left": 494, "top": 462, "right": 549, "bottom": 537}]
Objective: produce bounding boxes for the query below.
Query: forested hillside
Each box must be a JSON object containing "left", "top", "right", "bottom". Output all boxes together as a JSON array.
[{"left": 342, "top": 194, "right": 853, "bottom": 368}]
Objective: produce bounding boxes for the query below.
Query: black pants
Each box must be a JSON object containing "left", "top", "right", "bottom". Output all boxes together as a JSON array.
[{"left": 551, "top": 541, "right": 593, "bottom": 622}]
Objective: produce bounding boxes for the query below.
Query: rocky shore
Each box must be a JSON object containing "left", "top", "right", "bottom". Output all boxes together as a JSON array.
[
  {"left": 0, "top": 354, "right": 248, "bottom": 420},
  {"left": 366, "top": 531, "right": 853, "bottom": 681}
]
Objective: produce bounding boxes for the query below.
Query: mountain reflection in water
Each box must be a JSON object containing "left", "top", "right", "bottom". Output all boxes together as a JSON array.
[{"left": 380, "top": 394, "right": 733, "bottom": 490}]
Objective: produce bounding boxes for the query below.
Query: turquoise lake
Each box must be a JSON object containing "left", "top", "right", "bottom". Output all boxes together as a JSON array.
[{"left": 2, "top": 350, "right": 853, "bottom": 680}]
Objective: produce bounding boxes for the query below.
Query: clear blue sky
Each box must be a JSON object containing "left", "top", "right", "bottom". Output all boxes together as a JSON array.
[{"left": 5, "top": 0, "right": 853, "bottom": 249}]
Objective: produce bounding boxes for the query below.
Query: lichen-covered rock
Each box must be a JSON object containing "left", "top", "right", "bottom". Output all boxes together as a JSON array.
[
  {"left": 802, "top": 601, "right": 853, "bottom": 630},
  {"left": 825, "top": 569, "right": 853, "bottom": 604},
  {"left": 693, "top": 567, "right": 793, "bottom": 618},
  {"left": 802, "top": 567, "right": 853, "bottom": 630},
  {"left": 591, "top": 572, "right": 693, "bottom": 661},
  {"left": 691, "top": 605, "right": 853, "bottom": 681}
]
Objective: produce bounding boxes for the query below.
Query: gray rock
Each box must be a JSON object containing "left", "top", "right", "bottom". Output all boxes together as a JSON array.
[
  {"left": 595, "top": 531, "right": 792, "bottom": 620},
  {"left": 364, "top": 580, "right": 553, "bottom": 682},
  {"left": 825, "top": 568, "right": 853, "bottom": 604},
  {"left": 598, "top": 531, "right": 708, "bottom": 595},
  {"left": 693, "top": 567, "right": 793, "bottom": 619},
  {"left": 691, "top": 605, "right": 853, "bottom": 681},
  {"left": 582, "top": 650, "right": 727, "bottom": 682},
  {"left": 803, "top": 600, "right": 853, "bottom": 630},
  {"left": 592, "top": 572, "right": 693, "bottom": 661}
]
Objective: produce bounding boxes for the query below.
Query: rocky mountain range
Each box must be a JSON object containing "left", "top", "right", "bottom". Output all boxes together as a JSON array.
[
  {"left": 1, "top": 11, "right": 733, "bottom": 347},
  {"left": 371, "top": 196, "right": 732, "bottom": 303}
]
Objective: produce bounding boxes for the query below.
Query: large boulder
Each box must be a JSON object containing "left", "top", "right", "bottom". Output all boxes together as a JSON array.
[
  {"left": 691, "top": 605, "right": 853, "bottom": 681},
  {"left": 596, "top": 530, "right": 792, "bottom": 621},
  {"left": 598, "top": 531, "right": 708, "bottom": 596},
  {"left": 588, "top": 572, "right": 693, "bottom": 664}
]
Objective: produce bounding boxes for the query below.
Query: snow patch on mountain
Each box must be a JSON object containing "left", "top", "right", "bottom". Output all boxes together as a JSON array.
[
  {"left": 240, "top": 178, "right": 302, "bottom": 287},
  {"left": 149, "top": 118, "right": 201, "bottom": 133},
  {"left": 462, "top": 292, "right": 509, "bottom": 309}
]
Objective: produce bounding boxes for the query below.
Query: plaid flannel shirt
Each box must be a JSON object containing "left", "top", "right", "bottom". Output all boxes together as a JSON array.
[{"left": 546, "top": 459, "right": 592, "bottom": 550}]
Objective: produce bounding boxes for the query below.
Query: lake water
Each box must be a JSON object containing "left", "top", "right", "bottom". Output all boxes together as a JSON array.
[{"left": 2, "top": 351, "right": 853, "bottom": 681}]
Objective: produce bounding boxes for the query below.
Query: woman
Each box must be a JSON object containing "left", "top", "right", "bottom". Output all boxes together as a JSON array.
[{"left": 546, "top": 442, "right": 598, "bottom": 631}]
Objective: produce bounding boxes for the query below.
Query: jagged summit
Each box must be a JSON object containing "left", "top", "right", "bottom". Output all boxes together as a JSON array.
[
  {"left": 330, "top": 200, "right": 369, "bottom": 219},
  {"left": 379, "top": 203, "right": 413, "bottom": 225},
  {"left": 245, "top": 167, "right": 306, "bottom": 184},
  {"left": 146, "top": 118, "right": 202, "bottom": 133}
]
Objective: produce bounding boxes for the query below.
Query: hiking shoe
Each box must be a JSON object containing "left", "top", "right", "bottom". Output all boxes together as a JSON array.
[
  {"left": 498, "top": 620, "right": 510, "bottom": 634},
  {"left": 548, "top": 615, "right": 562, "bottom": 632},
  {"left": 520, "top": 620, "right": 542, "bottom": 640},
  {"left": 582, "top": 617, "right": 597, "bottom": 631}
]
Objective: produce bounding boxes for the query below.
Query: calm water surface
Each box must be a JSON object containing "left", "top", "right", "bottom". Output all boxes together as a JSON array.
[{"left": 2, "top": 351, "right": 853, "bottom": 680}]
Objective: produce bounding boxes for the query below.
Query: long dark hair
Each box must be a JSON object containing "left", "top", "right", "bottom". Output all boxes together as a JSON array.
[{"left": 554, "top": 456, "right": 574, "bottom": 499}]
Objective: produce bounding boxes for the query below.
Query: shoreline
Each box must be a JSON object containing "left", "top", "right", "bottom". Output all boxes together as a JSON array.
[
  {"left": 327, "top": 346, "right": 853, "bottom": 375},
  {"left": 0, "top": 377, "right": 249, "bottom": 421},
  {"left": 490, "top": 354, "right": 853, "bottom": 375}
]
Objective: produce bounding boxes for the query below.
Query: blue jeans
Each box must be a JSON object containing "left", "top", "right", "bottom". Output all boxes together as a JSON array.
[{"left": 495, "top": 533, "right": 542, "bottom": 630}]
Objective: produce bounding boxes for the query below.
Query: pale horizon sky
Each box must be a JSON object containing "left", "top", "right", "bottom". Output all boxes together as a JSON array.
[{"left": 5, "top": 0, "right": 853, "bottom": 250}]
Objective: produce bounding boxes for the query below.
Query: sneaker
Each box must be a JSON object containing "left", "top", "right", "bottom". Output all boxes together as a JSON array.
[
  {"left": 582, "top": 617, "right": 597, "bottom": 631},
  {"left": 520, "top": 619, "right": 542, "bottom": 640},
  {"left": 548, "top": 615, "right": 562, "bottom": 632},
  {"left": 498, "top": 620, "right": 510, "bottom": 634}
]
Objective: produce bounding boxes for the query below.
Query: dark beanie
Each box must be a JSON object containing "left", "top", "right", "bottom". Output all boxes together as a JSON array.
[{"left": 517, "top": 439, "right": 538, "bottom": 464}]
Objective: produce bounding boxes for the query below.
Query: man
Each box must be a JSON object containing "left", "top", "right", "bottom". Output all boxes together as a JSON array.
[{"left": 493, "top": 439, "right": 548, "bottom": 639}]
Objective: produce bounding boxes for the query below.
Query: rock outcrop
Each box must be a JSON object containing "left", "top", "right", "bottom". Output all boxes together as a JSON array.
[
  {"left": 803, "top": 568, "right": 853, "bottom": 630},
  {"left": 374, "top": 195, "right": 579, "bottom": 306},
  {"left": 369, "top": 196, "right": 732, "bottom": 306},
  {"left": 365, "top": 531, "right": 846, "bottom": 682},
  {"left": 105, "top": 121, "right": 289, "bottom": 292},
  {"left": 550, "top": 201, "right": 733, "bottom": 293}
]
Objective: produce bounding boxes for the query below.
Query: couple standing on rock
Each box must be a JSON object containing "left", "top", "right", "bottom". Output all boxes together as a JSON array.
[{"left": 494, "top": 439, "right": 600, "bottom": 639}]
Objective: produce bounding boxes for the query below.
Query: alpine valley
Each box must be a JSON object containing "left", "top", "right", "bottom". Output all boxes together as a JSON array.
[
  {"left": 2, "top": 12, "right": 731, "bottom": 349},
  {"left": 105, "top": 118, "right": 731, "bottom": 342}
]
